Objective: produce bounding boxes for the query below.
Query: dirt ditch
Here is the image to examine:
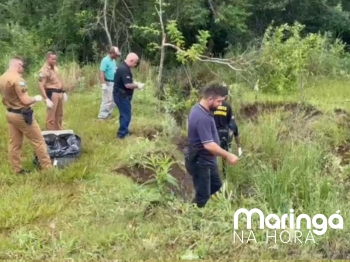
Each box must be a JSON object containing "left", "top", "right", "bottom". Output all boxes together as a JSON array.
[
  {"left": 173, "top": 135, "right": 189, "bottom": 153},
  {"left": 114, "top": 157, "right": 193, "bottom": 200},
  {"left": 118, "top": 102, "right": 350, "bottom": 200},
  {"left": 239, "top": 102, "right": 322, "bottom": 121},
  {"left": 239, "top": 102, "right": 350, "bottom": 167},
  {"left": 334, "top": 108, "right": 350, "bottom": 116},
  {"left": 132, "top": 126, "right": 164, "bottom": 140}
]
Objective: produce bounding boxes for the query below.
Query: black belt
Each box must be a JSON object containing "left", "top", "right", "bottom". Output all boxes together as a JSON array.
[
  {"left": 46, "top": 88, "right": 65, "bottom": 93},
  {"left": 116, "top": 88, "right": 131, "bottom": 94},
  {"left": 115, "top": 88, "right": 133, "bottom": 98},
  {"left": 105, "top": 78, "right": 113, "bottom": 82},
  {"left": 7, "top": 108, "right": 29, "bottom": 114}
]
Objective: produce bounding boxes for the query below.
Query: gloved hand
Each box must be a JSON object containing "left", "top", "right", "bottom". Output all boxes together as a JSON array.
[
  {"left": 238, "top": 147, "right": 243, "bottom": 157},
  {"left": 33, "top": 95, "right": 42, "bottom": 102},
  {"left": 101, "top": 83, "right": 107, "bottom": 90},
  {"left": 45, "top": 98, "right": 54, "bottom": 109},
  {"left": 135, "top": 82, "right": 145, "bottom": 90},
  {"left": 63, "top": 93, "right": 68, "bottom": 102}
]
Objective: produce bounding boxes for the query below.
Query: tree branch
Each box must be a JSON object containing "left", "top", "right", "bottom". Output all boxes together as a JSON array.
[
  {"left": 155, "top": 0, "right": 166, "bottom": 97},
  {"left": 103, "top": 0, "right": 112, "bottom": 46},
  {"left": 163, "top": 43, "right": 252, "bottom": 71},
  {"left": 121, "top": 0, "right": 134, "bottom": 22},
  {"left": 207, "top": 0, "right": 216, "bottom": 16}
]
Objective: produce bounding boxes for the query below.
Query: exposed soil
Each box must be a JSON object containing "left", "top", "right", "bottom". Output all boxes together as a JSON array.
[
  {"left": 239, "top": 102, "right": 322, "bottom": 121},
  {"left": 115, "top": 160, "right": 193, "bottom": 201},
  {"left": 334, "top": 108, "right": 350, "bottom": 129},
  {"left": 336, "top": 140, "right": 350, "bottom": 165},
  {"left": 334, "top": 108, "right": 349, "bottom": 116},
  {"left": 173, "top": 135, "right": 189, "bottom": 153},
  {"left": 142, "top": 129, "right": 159, "bottom": 140},
  {"left": 134, "top": 126, "right": 163, "bottom": 140},
  {"left": 319, "top": 245, "right": 350, "bottom": 259}
]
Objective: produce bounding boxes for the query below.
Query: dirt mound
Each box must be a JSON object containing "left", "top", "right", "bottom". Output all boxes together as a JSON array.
[
  {"left": 133, "top": 126, "right": 163, "bottom": 140},
  {"left": 334, "top": 108, "right": 349, "bottom": 116},
  {"left": 142, "top": 129, "right": 159, "bottom": 140},
  {"left": 239, "top": 102, "right": 322, "bottom": 121},
  {"left": 336, "top": 141, "right": 350, "bottom": 165},
  {"left": 334, "top": 108, "right": 350, "bottom": 128},
  {"left": 114, "top": 157, "right": 193, "bottom": 200}
]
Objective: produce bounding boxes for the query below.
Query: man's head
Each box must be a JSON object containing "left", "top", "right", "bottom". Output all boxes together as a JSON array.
[
  {"left": 109, "top": 46, "right": 121, "bottom": 59},
  {"left": 124, "top": 53, "right": 139, "bottom": 68},
  {"left": 201, "top": 82, "right": 228, "bottom": 110},
  {"left": 8, "top": 56, "right": 25, "bottom": 74},
  {"left": 46, "top": 51, "right": 57, "bottom": 67}
]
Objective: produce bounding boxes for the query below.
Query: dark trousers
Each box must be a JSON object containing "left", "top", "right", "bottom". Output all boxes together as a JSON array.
[
  {"left": 114, "top": 91, "right": 132, "bottom": 138},
  {"left": 185, "top": 157, "right": 222, "bottom": 208},
  {"left": 218, "top": 128, "right": 231, "bottom": 151}
]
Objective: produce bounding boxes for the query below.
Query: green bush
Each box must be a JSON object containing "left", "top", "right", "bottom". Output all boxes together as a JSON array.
[
  {"left": 257, "top": 22, "right": 348, "bottom": 94},
  {"left": 0, "top": 23, "right": 44, "bottom": 74}
]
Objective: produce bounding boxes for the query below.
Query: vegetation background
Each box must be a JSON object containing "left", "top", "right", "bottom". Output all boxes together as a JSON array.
[{"left": 1, "top": 0, "right": 350, "bottom": 259}]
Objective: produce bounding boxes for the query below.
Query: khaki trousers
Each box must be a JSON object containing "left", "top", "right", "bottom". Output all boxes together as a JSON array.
[
  {"left": 46, "top": 92, "right": 63, "bottom": 130},
  {"left": 6, "top": 112, "right": 52, "bottom": 173},
  {"left": 97, "top": 82, "right": 115, "bottom": 119}
]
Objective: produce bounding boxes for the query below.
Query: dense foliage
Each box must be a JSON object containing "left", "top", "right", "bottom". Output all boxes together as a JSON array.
[
  {"left": 1, "top": 0, "right": 350, "bottom": 121},
  {"left": 1, "top": 0, "right": 350, "bottom": 62}
]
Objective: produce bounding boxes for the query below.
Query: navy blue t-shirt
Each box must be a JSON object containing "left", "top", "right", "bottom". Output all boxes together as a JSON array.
[
  {"left": 187, "top": 103, "right": 220, "bottom": 165},
  {"left": 113, "top": 61, "right": 134, "bottom": 96}
]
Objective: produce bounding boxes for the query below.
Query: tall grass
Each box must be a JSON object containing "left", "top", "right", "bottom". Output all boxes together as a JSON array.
[{"left": 0, "top": 49, "right": 350, "bottom": 259}]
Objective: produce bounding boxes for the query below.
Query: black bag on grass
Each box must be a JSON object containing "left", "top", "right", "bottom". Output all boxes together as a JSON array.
[{"left": 33, "top": 133, "right": 82, "bottom": 169}]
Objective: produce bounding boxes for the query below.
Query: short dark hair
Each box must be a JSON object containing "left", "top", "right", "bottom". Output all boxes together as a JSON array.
[{"left": 202, "top": 82, "right": 228, "bottom": 99}]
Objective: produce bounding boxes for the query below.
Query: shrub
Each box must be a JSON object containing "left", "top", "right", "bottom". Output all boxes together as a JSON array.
[{"left": 256, "top": 22, "right": 348, "bottom": 94}]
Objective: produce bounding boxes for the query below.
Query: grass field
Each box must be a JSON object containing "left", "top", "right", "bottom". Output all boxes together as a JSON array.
[{"left": 1, "top": 61, "right": 350, "bottom": 260}]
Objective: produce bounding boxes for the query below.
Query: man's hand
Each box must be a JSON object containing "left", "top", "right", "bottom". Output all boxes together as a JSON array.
[
  {"left": 238, "top": 147, "right": 242, "bottom": 157},
  {"left": 45, "top": 98, "right": 54, "bottom": 108},
  {"left": 137, "top": 83, "right": 145, "bottom": 90},
  {"left": 225, "top": 153, "right": 239, "bottom": 165},
  {"left": 34, "top": 95, "right": 42, "bottom": 102},
  {"left": 101, "top": 83, "right": 107, "bottom": 90},
  {"left": 63, "top": 93, "right": 68, "bottom": 102},
  {"left": 134, "top": 81, "right": 145, "bottom": 90}
]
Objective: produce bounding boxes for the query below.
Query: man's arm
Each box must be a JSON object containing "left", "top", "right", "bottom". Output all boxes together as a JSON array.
[
  {"left": 196, "top": 118, "right": 231, "bottom": 159},
  {"left": 119, "top": 67, "right": 139, "bottom": 89},
  {"left": 99, "top": 59, "right": 107, "bottom": 84},
  {"left": 14, "top": 80, "right": 37, "bottom": 106},
  {"left": 38, "top": 73, "right": 48, "bottom": 100},
  {"left": 99, "top": 72, "right": 105, "bottom": 84}
]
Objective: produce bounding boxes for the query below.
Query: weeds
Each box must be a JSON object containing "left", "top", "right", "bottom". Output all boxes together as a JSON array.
[
  {"left": 1, "top": 49, "right": 350, "bottom": 259},
  {"left": 141, "top": 153, "right": 179, "bottom": 194}
]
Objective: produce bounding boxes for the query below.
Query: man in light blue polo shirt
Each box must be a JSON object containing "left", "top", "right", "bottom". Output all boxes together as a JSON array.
[{"left": 97, "top": 46, "right": 121, "bottom": 120}]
